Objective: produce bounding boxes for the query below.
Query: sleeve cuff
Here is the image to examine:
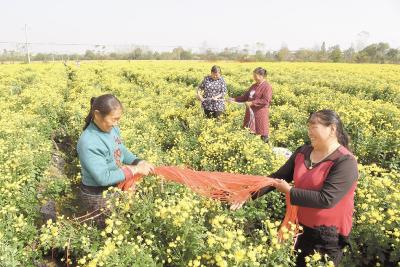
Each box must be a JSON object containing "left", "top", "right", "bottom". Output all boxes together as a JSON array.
[
  {"left": 289, "top": 187, "right": 298, "bottom": 206},
  {"left": 131, "top": 158, "right": 142, "bottom": 165},
  {"left": 251, "top": 186, "right": 275, "bottom": 200}
]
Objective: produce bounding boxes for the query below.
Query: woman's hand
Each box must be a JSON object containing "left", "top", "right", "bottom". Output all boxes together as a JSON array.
[
  {"left": 138, "top": 160, "right": 155, "bottom": 173},
  {"left": 196, "top": 92, "right": 204, "bottom": 102},
  {"left": 273, "top": 179, "right": 292, "bottom": 194},
  {"left": 212, "top": 93, "right": 223, "bottom": 101},
  {"left": 128, "top": 161, "right": 155, "bottom": 176},
  {"left": 230, "top": 200, "right": 246, "bottom": 210},
  {"left": 245, "top": 101, "right": 252, "bottom": 107}
]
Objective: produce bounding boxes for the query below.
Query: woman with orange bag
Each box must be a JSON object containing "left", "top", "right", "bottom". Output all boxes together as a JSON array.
[
  {"left": 232, "top": 110, "right": 359, "bottom": 267},
  {"left": 77, "top": 94, "right": 154, "bottom": 226}
]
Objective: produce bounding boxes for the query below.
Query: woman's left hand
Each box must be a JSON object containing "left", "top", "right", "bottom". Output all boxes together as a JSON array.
[
  {"left": 245, "top": 101, "right": 252, "bottom": 107},
  {"left": 230, "top": 200, "right": 246, "bottom": 210},
  {"left": 137, "top": 160, "right": 155, "bottom": 173},
  {"left": 273, "top": 179, "right": 292, "bottom": 194}
]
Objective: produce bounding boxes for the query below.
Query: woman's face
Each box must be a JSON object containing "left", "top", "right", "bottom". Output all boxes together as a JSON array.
[
  {"left": 253, "top": 73, "right": 264, "bottom": 83},
  {"left": 94, "top": 107, "right": 122, "bottom": 132},
  {"left": 307, "top": 121, "right": 336, "bottom": 148},
  {"left": 211, "top": 72, "right": 221, "bottom": 80}
]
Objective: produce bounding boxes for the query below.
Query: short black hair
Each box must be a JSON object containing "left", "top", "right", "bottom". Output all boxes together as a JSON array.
[{"left": 211, "top": 65, "right": 221, "bottom": 74}]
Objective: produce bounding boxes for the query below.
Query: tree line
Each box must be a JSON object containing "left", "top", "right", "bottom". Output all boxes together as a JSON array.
[{"left": 1, "top": 42, "right": 399, "bottom": 64}]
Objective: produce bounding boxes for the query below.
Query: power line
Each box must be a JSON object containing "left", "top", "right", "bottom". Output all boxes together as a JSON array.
[
  {"left": 0, "top": 40, "right": 224, "bottom": 51},
  {"left": 24, "top": 24, "right": 31, "bottom": 63}
]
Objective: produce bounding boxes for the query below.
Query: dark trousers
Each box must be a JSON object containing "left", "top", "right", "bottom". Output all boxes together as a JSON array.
[
  {"left": 294, "top": 225, "right": 348, "bottom": 267},
  {"left": 78, "top": 183, "right": 111, "bottom": 228},
  {"left": 204, "top": 109, "right": 223, "bottom": 119}
]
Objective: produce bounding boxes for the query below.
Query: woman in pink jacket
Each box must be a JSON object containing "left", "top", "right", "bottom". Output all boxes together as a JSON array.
[{"left": 230, "top": 67, "right": 272, "bottom": 143}]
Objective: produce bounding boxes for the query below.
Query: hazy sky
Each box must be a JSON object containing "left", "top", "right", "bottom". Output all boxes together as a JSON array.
[{"left": 1, "top": 0, "right": 399, "bottom": 53}]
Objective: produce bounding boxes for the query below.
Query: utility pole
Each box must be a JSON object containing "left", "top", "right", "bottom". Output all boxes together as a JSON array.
[{"left": 24, "top": 24, "right": 31, "bottom": 63}]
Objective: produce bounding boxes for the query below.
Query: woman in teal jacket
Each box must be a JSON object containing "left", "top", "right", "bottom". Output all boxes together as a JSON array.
[{"left": 77, "top": 94, "right": 154, "bottom": 226}]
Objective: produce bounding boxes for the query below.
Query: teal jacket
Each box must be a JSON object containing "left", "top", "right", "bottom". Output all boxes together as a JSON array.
[{"left": 77, "top": 122, "right": 139, "bottom": 187}]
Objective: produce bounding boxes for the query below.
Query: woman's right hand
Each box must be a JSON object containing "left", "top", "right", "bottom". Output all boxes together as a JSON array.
[{"left": 196, "top": 93, "right": 204, "bottom": 102}]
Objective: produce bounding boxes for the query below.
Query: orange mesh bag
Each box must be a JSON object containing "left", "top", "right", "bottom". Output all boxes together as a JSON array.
[
  {"left": 278, "top": 193, "right": 299, "bottom": 240},
  {"left": 118, "top": 166, "right": 298, "bottom": 239}
]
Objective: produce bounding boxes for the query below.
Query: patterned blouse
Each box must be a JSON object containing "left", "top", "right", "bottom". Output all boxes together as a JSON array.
[{"left": 198, "top": 76, "right": 227, "bottom": 112}]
